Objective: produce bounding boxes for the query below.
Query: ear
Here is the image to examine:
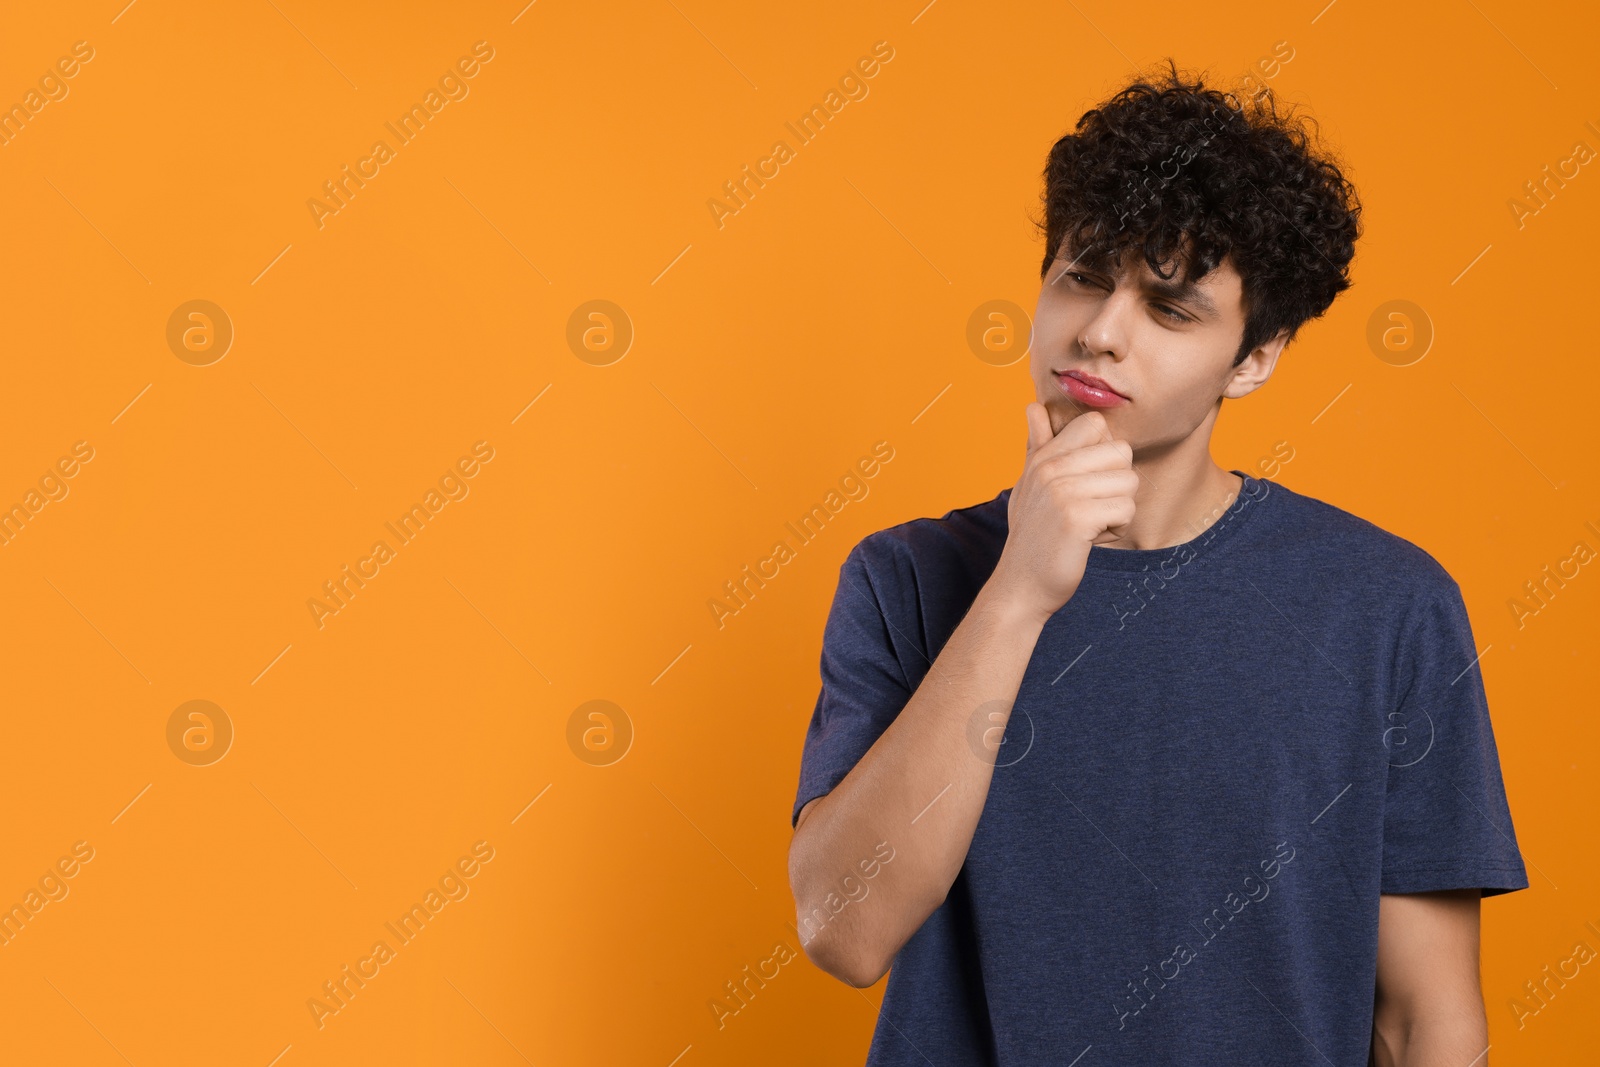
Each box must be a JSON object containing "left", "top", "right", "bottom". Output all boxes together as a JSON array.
[{"left": 1223, "top": 328, "right": 1290, "bottom": 399}]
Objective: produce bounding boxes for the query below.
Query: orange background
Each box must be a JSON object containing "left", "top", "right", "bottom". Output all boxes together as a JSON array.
[{"left": 1, "top": 1, "right": 1596, "bottom": 1063}]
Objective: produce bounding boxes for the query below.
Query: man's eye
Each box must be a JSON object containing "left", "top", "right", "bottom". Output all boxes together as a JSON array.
[{"left": 1155, "top": 304, "right": 1187, "bottom": 322}]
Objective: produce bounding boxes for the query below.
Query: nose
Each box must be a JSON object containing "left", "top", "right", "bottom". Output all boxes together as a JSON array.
[{"left": 1077, "top": 285, "right": 1136, "bottom": 362}]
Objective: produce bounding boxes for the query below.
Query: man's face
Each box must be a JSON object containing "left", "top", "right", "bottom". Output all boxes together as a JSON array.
[{"left": 1030, "top": 240, "right": 1278, "bottom": 454}]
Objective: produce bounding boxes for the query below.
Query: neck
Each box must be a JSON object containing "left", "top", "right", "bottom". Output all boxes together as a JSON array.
[{"left": 1103, "top": 412, "right": 1242, "bottom": 552}]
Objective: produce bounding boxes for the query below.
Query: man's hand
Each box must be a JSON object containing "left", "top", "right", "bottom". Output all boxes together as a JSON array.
[{"left": 989, "top": 403, "right": 1138, "bottom": 625}]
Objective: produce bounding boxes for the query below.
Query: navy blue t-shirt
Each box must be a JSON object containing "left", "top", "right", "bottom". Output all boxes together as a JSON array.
[{"left": 791, "top": 471, "right": 1529, "bottom": 1066}]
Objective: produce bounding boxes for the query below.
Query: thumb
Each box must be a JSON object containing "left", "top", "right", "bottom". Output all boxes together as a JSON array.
[{"left": 1024, "top": 402, "right": 1054, "bottom": 457}]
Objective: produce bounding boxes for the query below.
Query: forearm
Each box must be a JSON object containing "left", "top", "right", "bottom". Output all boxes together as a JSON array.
[{"left": 788, "top": 576, "right": 1049, "bottom": 987}]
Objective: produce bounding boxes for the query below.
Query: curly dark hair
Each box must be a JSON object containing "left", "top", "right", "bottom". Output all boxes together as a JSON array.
[{"left": 1032, "top": 58, "right": 1362, "bottom": 366}]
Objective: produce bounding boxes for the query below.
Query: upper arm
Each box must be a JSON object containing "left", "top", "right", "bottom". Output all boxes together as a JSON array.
[
  {"left": 1378, "top": 584, "right": 1528, "bottom": 897},
  {"left": 794, "top": 796, "right": 823, "bottom": 836},
  {"left": 1373, "top": 890, "right": 1484, "bottom": 1040},
  {"left": 789, "top": 540, "right": 916, "bottom": 830}
]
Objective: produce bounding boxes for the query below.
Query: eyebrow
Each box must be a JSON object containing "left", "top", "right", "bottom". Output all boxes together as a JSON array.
[
  {"left": 1143, "top": 275, "right": 1220, "bottom": 318},
  {"left": 1057, "top": 245, "right": 1222, "bottom": 319}
]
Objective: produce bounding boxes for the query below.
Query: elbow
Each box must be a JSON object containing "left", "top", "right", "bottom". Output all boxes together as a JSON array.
[
  {"left": 835, "top": 959, "right": 890, "bottom": 989},
  {"left": 799, "top": 925, "right": 889, "bottom": 988},
  {"left": 787, "top": 807, "right": 894, "bottom": 988},
  {"left": 789, "top": 868, "right": 889, "bottom": 987}
]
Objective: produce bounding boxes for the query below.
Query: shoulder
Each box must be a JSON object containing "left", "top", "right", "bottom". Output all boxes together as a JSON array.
[
  {"left": 1251, "top": 478, "right": 1462, "bottom": 601},
  {"left": 844, "top": 488, "right": 1010, "bottom": 595},
  {"left": 852, "top": 487, "right": 1009, "bottom": 566}
]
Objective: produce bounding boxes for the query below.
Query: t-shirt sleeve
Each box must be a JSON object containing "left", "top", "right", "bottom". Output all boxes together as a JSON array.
[
  {"left": 1380, "top": 580, "right": 1530, "bottom": 896},
  {"left": 791, "top": 539, "right": 916, "bottom": 828}
]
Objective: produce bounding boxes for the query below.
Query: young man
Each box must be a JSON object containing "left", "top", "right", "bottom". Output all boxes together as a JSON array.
[{"left": 786, "top": 62, "right": 1528, "bottom": 1066}]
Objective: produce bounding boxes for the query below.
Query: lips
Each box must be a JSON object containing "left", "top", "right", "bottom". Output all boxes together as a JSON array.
[{"left": 1056, "top": 367, "right": 1132, "bottom": 399}]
